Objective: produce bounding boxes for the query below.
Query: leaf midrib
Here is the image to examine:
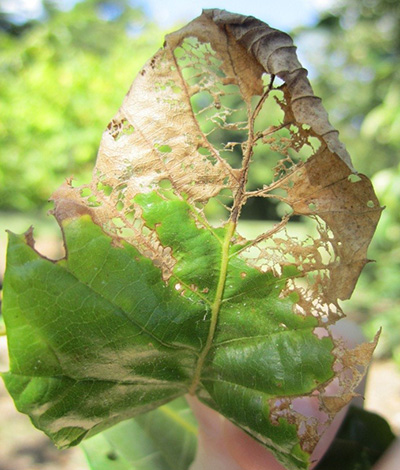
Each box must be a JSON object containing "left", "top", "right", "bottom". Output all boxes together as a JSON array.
[
  {"left": 186, "top": 89, "right": 269, "bottom": 394},
  {"left": 188, "top": 220, "right": 236, "bottom": 394}
]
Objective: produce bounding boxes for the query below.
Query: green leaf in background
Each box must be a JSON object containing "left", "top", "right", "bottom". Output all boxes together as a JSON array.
[
  {"left": 1, "top": 9, "right": 381, "bottom": 470},
  {"left": 82, "top": 397, "right": 197, "bottom": 470},
  {"left": 0, "top": 0, "right": 164, "bottom": 211}
]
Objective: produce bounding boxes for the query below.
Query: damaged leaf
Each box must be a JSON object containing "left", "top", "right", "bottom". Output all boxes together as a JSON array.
[{"left": 1, "top": 9, "right": 381, "bottom": 470}]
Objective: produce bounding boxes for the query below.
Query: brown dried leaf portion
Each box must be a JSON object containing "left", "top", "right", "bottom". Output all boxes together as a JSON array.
[
  {"left": 51, "top": 11, "right": 269, "bottom": 248},
  {"left": 282, "top": 150, "right": 382, "bottom": 300},
  {"left": 204, "top": 8, "right": 352, "bottom": 168},
  {"left": 245, "top": 145, "right": 381, "bottom": 314},
  {"left": 90, "top": 11, "right": 264, "bottom": 210},
  {"left": 197, "top": 9, "right": 381, "bottom": 311}
]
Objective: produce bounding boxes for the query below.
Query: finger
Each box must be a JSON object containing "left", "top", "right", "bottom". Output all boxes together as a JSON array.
[
  {"left": 187, "top": 395, "right": 244, "bottom": 470},
  {"left": 223, "top": 418, "right": 286, "bottom": 470},
  {"left": 188, "top": 395, "right": 286, "bottom": 470}
]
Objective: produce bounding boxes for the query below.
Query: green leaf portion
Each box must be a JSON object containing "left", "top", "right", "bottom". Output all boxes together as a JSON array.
[
  {"left": 136, "top": 193, "right": 335, "bottom": 470},
  {"left": 82, "top": 397, "right": 197, "bottom": 470},
  {"left": 208, "top": 332, "right": 333, "bottom": 396},
  {"left": 135, "top": 191, "right": 225, "bottom": 299},
  {"left": 60, "top": 212, "right": 212, "bottom": 351},
  {"left": 2, "top": 221, "right": 196, "bottom": 447},
  {"left": 2, "top": 194, "right": 336, "bottom": 469},
  {"left": 2, "top": 372, "right": 183, "bottom": 448},
  {"left": 0, "top": 315, "right": 5, "bottom": 336}
]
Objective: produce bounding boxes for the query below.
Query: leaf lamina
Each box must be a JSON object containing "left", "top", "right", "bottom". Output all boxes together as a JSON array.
[{"left": 2, "top": 9, "right": 381, "bottom": 470}]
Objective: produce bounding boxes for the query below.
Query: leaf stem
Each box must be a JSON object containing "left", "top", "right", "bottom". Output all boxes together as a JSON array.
[{"left": 188, "top": 219, "right": 236, "bottom": 395}]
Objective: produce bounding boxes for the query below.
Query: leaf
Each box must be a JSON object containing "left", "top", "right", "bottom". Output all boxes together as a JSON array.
[
  {"left": 2, "top": 9, "right": 381, "bottom": 470},
  {"left": 81, "top": 397, "right": 197, "bottom": 470}
]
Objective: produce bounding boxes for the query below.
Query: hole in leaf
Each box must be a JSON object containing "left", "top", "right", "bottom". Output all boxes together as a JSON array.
[
  {"left": 120, "top": 227, "right": 135, "bottom": 238},
  {"left": 204, "top": 188, "right": 233, "bottom": 223},
  {"left": 198, "top": 146, "right": 211, "bottom": 156},
  {"left": 348, "top": 173, "right": 362, "bottom": 183},
  {"left": 125, "top": 211, "right": 135, "bottom": 222},
  {"left": 88, "top": 195, "right": 101, "bottom": 207},
  {"left": 97, "top": 183, "right": 113, "bottom": 196},
  {"left": 191, "top": 91, "right": 214, "bottom": 112},
  {"left": 80, "top": 188, "right": 92, "bottom": 197},
  {"left": 112, "top": 217, "right": 125, "bottom": 228},
  {"left": 159, "top": 179, "right": 173, "bottom": 189},
  {"left": 276, "top": 201, "right": 293, "bottom": 218},
  {"left": 313, "top": 327, "right": 329, "bottom": 338},
  {"left": 156, "top": 144, "right": 172, "bottom": 153},
  {"left": 132, "top": 219, "right": 142, "bottom": 230}
]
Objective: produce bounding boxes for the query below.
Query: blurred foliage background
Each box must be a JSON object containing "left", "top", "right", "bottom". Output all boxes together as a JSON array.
[
  {"left": 0, "top": 0, "right": 164, "bottom": 210},
  {"left": 0, "top": 0, "right": 399, "bottom": 365}
]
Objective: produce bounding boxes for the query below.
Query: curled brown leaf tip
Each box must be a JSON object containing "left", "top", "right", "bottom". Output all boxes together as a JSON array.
[{"left": 203, "top": 8, "right": 353, "bottom": 167}]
